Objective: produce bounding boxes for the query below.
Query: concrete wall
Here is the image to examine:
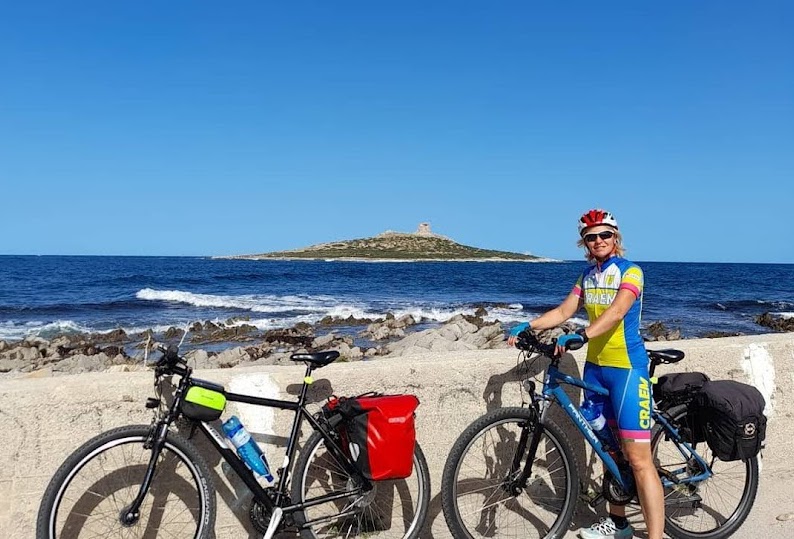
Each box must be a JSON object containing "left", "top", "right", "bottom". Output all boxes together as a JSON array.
[{"left": 2, "top": 333, "right": 793, "bottom": 538}]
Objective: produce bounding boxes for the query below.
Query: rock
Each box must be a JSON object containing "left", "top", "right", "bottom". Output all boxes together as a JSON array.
[
  {"left": 0, "top": 340, "right": 8, "bottom": 352},
  {"left": 644, "top": 321, "right": 682, "bottom": 341},
  {"left": 312, "top": 333, "right": 337, "bottom": 348},
  {"left": 184, "top": 349, "right": 212, "bottom": 369},
  {"left": 50, "top": 336, "right": 71, "bottom": 349},
  {"left": 226, "top": 316, "right": 251, "bottom": 325},
  {"left": 164, "top": 327, "right": 185, "bottom": 339},
  {"left": 190, "top": 321, "right": 204, "bottom": 332},
  {"left": 474, "top": 306, "right": 488, "bottom": 318},
  {"left": 91, "top": 328, "right": 128, "bottom": 343},
  {"left": 263, "top": 326, "right": 314, "bottom": 347},
  {"left": 702, "top": 331, "right": 744, "bottom": 338},
  {"left": 317, "top": 315, "right": 374, "bottom": 327},
  {"left": 777, "top": 512, "right": 794, "bottom": 521},
  {"left": 392, "top": 314, "right": 417, "bottom": 329},
  {"left": 0, "top": 358, "right": 18, "bottom": 373},
  {"left": 102, "top": 345, "right": 124, "bottom": 358},
  {"left": 53, "top": 353, "right": 110, "bottom": 374},
  {"left": 215, "top": 347, "right": 248, "bottom": 368},
  {"left": 756, "top": 312, "right": 794, "bottom": 332},
  {"left": 23, "top": 336, "right": 48, "bottom": 348},
  {"left": 21, "top": 347, "right": 41, "bottom": 362}
]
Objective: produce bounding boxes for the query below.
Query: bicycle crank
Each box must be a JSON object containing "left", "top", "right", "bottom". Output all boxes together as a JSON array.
[
  {"left": 249, "top": 500, "right": 273, "bottom": 535},
  {"left": 603, "top": 471, "right": 636, "bottom": 506}
]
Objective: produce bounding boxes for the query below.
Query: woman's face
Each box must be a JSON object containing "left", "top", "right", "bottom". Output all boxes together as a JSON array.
[{"left": 582, "top": 225, "right": 617, "bottom": 261}]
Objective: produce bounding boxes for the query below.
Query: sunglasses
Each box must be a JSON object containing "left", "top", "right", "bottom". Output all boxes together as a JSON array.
[{"left": 583, "top": 230, "right": 616, "bottom": 243}]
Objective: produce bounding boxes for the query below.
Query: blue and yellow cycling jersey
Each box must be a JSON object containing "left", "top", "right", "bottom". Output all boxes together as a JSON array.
[{"left": 572, "top": 256, "right": 647, "bottom": 369}]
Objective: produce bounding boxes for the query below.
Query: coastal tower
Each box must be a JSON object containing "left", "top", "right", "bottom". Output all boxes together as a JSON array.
[{"left": 416, "top": 223, "right": 432, "bottom": 236}]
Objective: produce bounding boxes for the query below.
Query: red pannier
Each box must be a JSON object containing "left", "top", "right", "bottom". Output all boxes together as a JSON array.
[{"left": 324, "top": 394, "right": 419, "bottom": 481}]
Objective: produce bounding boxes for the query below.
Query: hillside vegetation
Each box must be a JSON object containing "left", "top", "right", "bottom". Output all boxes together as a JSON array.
[{"left": 234, "top": 232, "right": 542, "bottom": 261}]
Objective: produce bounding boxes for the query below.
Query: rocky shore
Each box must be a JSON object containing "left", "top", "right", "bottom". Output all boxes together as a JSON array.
[{"left": 1, "top": 308, "right": 790, "bottom": 377}]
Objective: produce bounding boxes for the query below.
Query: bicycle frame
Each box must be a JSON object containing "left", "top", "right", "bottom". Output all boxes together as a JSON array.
[
  {"left": 129, "top": 361, "right": 371, "bottom": 536},
  {"left": 532, "top": 359, "right": 713, "bottom": 495}
]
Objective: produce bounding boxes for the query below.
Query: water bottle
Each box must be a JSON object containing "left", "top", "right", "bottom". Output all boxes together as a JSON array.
[
  {"left": 580, "top": 399, "right": 620, "bottom": 453},
  {"left": 222, "top": 416, "right": 274, "bottom": 483}
]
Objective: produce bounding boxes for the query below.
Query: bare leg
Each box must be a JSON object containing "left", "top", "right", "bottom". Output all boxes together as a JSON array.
[{"left": 622, "top": 441, "right": 664, "bottom": 539}]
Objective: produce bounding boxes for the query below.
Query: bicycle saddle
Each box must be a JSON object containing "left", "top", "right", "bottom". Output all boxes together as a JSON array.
[
  {"left": 648, "top": 349, "right": 685, "bottom": 364},
  {"left": 290, "top": 350, "right": 341, "bottom": 367}
]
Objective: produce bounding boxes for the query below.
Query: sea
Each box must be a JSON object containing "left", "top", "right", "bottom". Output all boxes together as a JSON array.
[{"left": 1, "top": 256, "right": 793, "bottom": 343}]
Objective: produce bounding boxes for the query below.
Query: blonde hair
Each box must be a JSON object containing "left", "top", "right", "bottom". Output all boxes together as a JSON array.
[{"left": 577, "top": 229, "right": 625, "bottom": 261}]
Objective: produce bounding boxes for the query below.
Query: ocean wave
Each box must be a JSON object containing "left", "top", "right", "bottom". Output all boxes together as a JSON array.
[
  {"left": 711, "top": 299, "right": 794, "bottom": 311},
  {"left": 136, "top": 288, "right": 342, "bottom": 314},
  {"left": 0, "top": 320, "right": 92, "bottom": 341}
]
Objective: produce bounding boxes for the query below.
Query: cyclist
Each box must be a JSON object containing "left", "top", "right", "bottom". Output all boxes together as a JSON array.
[{"left": 508, "top": 209, "right": 663, "bottom": 539}]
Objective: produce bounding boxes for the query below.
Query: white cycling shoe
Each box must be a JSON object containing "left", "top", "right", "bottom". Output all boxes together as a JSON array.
[{"left": 578, "top": 517, "right": 634, "bottom": 539}]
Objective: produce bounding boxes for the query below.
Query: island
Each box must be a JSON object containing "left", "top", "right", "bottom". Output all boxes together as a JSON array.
[{"left": 226, "top": 223, "right": 550, "bottom": 261}]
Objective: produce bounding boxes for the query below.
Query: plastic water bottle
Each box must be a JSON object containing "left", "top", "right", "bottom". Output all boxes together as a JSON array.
[
  {"left": 580, "top": 399, "right": 620, "bottom": 453},
  {"left": 221, "top": 416, "right": 274, "bottom": 483}
]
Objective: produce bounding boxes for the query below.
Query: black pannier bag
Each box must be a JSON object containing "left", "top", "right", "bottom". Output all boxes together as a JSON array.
[
  {"left": 653, "top": 372, "right": 710, "bottom": 407},
  {"left": 695, "top": 380, "right": 766, "bottom": 462}
]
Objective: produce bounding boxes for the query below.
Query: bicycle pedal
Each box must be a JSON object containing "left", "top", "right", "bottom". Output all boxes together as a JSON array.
[{"left": 582, "top": 488, "right": 604, "bottom": 508}]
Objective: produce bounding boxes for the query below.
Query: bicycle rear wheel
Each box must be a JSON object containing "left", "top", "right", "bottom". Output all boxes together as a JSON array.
[
  {"left": 652, "top": 405, "right": 759, "bottom": 539},
  {"left": 291, "top": 430, "right": 430, "bottom": 539},
  {"left": 441, "top": 407, "right": 579, "bottom": 539},
  {"left": 36, "top": 425, "right": 215, "bottom": 539}
]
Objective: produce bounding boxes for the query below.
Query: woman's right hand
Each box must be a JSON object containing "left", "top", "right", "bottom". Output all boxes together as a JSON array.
[{"left": 507, "top": 322, "right": 530, "bottom": 347}]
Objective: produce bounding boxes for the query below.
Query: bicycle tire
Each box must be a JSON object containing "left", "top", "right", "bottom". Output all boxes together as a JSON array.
[
  {"left": 36, "top": 424, "right": 216, "bottom": 539},
  {"left": 441, "top": 407, "right": 579, "bottom": 539},
  {"left": 291, "top": 430, "right": 430, "bottom": 539},
  {"left": 653, "top": 405, "right": 759, "bottom": 539}
]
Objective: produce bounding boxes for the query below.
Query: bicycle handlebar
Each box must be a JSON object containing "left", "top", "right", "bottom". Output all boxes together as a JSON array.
[
  {"left": 154, "top": 344, "right": 188, "bottom": 375},
  {"left": 514, "top": 330, "right": 584, "bottom": 358}
]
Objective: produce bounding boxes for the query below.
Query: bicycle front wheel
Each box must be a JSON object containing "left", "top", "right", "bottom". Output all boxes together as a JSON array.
[
  {"left": 653, "top": 405, "right": 759, "bottom": 539},
  {"left": 441, "top": 407, "right": 579, "bottom": 539},
  {"left": 291, "top": 430, "right": 430, "bottom": 539},
  {"left": 36, "top": 425, "right": 215, "bottom": 539}
]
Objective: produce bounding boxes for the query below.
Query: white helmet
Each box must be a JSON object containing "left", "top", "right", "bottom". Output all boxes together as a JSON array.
[{"left": 578, "top": 209, "right": 618, "bottom": 236}]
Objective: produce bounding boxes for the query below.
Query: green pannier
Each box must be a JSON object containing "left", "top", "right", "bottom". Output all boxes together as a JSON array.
[{"left": 181, "top": 379, "right": 227, "bottom": 421}]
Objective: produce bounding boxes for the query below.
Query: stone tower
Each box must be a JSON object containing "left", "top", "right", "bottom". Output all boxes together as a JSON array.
[{"left": 416, "top": 223, "right": 432, "bottom": 236}]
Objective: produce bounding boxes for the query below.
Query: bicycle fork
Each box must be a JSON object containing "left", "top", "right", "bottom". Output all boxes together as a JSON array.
[
  {"left": 120, "top": 421, "right": 170, "bottom": 526},
  {"left": 506, "top": 403, "right": 544, "bottom": 495}
]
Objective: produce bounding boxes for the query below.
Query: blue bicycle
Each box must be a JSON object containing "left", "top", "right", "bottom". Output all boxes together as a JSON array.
[{"left": 440, "top": 331, "right": 759, "bottom": 539}]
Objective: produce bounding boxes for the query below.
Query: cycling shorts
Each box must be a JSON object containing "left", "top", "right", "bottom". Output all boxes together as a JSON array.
[{"left": 583, "top": 362, "right": 652, "bottom": 443}]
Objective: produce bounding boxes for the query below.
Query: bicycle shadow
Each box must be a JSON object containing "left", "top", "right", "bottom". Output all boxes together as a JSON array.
[{"left": 422, "top": 351, "right": 597, "bottom": 539}]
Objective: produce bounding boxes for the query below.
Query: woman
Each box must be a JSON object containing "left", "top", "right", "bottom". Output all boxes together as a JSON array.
[{"left": 508, "top": 209, "right": 663, "bottom": 539}]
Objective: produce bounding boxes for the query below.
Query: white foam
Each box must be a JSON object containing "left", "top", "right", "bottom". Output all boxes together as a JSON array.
[
  {"left": 771, "top": 312, "right": 794, "bottom": 319},
  {"left": 742, "top": 343, "right": 775, "bottom": 417},
  {"left": 0, "top": 320, "right": 91, "bottom": 341},
  {"left": 136, "top": 288, "right": 349, "bottom": 315}
]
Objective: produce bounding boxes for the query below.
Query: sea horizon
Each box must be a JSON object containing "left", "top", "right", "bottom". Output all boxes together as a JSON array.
[{"left": 1, "top": 256, "right": 793, "bottom": 343}]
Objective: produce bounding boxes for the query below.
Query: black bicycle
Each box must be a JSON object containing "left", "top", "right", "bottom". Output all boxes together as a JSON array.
[
  {"left": 36, "top": 344, "right": 431, "bottom": 539},
  {"left": 441, "top": 331, "right": 759, "bottom": 539}
]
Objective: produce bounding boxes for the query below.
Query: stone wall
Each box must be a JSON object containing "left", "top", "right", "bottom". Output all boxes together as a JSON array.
[{"left": 2, "top": 333, "right": 793, "bottom": 539}]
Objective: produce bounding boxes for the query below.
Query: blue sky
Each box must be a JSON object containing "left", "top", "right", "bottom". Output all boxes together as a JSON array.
[{"left": 1, "top": 2, "right": 792, "bottom": 262}]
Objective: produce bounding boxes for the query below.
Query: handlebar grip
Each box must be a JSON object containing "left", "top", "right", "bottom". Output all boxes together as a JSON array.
[
  {"left": 566, "top": 340, "right": 585, "bottom": 351},
  {"left": 165, "top": 344, "right": 180, "bottom": 364}
]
